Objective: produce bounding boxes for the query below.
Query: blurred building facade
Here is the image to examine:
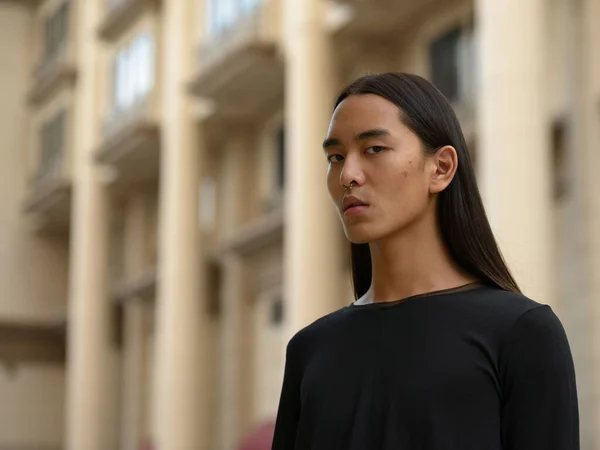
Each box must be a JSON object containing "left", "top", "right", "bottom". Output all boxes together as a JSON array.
[{"left": 0, "top": 0, "right": 598, "bottom": 449}]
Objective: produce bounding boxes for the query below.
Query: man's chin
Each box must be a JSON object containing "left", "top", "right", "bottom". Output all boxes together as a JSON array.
[{"left": 344, "top": 229, "right": 376, "bottom": 245}]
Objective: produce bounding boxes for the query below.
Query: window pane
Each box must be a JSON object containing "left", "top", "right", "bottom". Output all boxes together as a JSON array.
[
  {"left": 206, "top": 0, "right": 218, "bottom": 35},
  {"left": 429, "top": 27, "right": 461, "bottom": 102},
  {"left": 123, "top": 46, "right": 135, "bottom": 108},
  {"left": 276, "top": 125, "right": 285, "bottom": 189},
  {"left": 137, "top": 33, "right": 154, "bottom": 99},
  {"left": 207, "top": 0, "right": 229, "bottom": 35},
  {"left": 199, "top": 177, "right": 216, "bottom": 231},
  {"left": 44, "top": 19, "right": 52, "bottom": 59},
  {"left": 270, "top": 297, "right": 284, "bottom": 326},
  {"left": 56, "top": 111, "right": 65, "bottom": 152},
  {"left": 50, "top": 14, "right": 57, "bottom": 56},
  {"left": 54, "top": 111, "right": 65, "bottom": 174},
  {"left": 112, "top": 57, "right": 119, "bottom": 109},
  {"left": 115, "top": 52, "right": 123, "bottom": 109},
  {"left": 130, "top": 37, "right": 142, "bottom": 102},
  {"left": 243, "top": 0, "right": 260, "bottom": 13},
  {"left": 117, "top": 50, "right": 130, "bottom": 109},
  {"left": 60, "top": 3, "right": 70, "bottom": 48},
  {"left": 145, "top": 34, "right": 155, "bottom": 94},
  {"left": 223, "top": 0, "right": 235, "bottom": 29},
  {"left": 137, "top": 36, "right": 147, "bottom": 100}
]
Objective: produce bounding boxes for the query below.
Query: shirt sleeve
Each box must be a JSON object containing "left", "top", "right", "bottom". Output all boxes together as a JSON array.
[
  {"left": 500, "top": 305, "right": 580, "bottom": 450},
  {"left": 271, "top": 336, "right": 303, "bottom": 450}
]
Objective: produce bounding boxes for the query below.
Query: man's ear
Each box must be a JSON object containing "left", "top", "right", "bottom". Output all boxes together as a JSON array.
[{"left": 428, "top": 145, "right": 458, "bottom": 194}]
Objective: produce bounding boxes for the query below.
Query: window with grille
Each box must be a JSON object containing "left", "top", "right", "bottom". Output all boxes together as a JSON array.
[{"left": 43, "top": 2, "right": 70, "bottom": 63}]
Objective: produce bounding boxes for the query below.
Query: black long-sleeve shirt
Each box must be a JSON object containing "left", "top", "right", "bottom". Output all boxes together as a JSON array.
[{"left": 272, "top": 284, "right": 579, "bottom": 450}]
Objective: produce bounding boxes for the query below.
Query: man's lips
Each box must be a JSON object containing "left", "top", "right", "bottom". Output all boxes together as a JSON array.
[
  {"left": 342, "top": 194, "right": 369, "bottom": 212},
  {"left": 344, "top": 204, "right": 369, "bottom": 216},
  {"left": 344, "top": 202, "right": 368, "bottom": 212}
]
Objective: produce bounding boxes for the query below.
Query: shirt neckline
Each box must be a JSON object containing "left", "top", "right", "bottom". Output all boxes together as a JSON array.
[{"left": 347, "top": 281, "right": 488, "bottom": 310}]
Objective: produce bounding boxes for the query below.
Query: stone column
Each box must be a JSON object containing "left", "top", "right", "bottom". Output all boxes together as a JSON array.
[
  {"left": 283, "top": 0, "right": 347, "bottom": 337},
  {"left": 218, "top": 254, "right": 251, "bottom": 450},
  {"left": 120, "top": 194, "right": 149, "bottom": 450},
  {"left": 65, "top": 0, "right": 117, "bottom": 449},
  {"left": 581, "top": 0, "right": 600, "bottom": 444},
  {"left": 152, "top": 0, "right": 208, "bottom": 447},
  {"left": 217, "top": 133, "right": 254, "bottom": 450},
  {"left": 476, "top": 0, "right": 555, "bottom": 306}
]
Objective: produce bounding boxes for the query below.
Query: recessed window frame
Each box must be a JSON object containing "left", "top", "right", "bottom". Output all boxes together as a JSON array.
[
  {"left": 42, "top": 1, "right": 70, "bottom": 63},
  {"left": 428, "top": 18, "right": 477, "bottom": 105},
  {"left": 112, "top": 31, "right": 155, "bottom": 115}
]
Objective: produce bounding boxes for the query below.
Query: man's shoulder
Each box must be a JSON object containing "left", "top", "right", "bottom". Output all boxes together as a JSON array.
[
  {"left": 287, "top": 306, "right": 350, "bottom": 352},
  {"left": 453, "top": 285, "right": 549, "bottom": 327}
]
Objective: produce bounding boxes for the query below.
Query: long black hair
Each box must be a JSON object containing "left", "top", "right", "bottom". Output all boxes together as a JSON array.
[{"left": 334, "top": 72, "right": 521, "bottom": 299}]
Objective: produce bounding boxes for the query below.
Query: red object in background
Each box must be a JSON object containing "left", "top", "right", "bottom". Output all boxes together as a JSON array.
[
  {"left": 139, "top": 441, "right": 154, "bottom": 450},
  {"left": 239, "top": 421, "right": 276, "bottom": 450}
]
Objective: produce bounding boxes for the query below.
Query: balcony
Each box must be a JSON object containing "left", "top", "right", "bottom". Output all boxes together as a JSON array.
[
  {"left": 218, "top": 208, "right": 284, "bottom": 296},
  {"left": 113, "top": 266, "right": 157, "bottom": 304},
  {"left": 332, "top": 0, "right": 453, "bottom": 38},
  {"left": 188, "top": 1, "right": 284, "bottom": 120},
  {"left": 98, "top": 0, "right": 159, "bottom": 42},
  {"left": 28, "top": 44, "right": 77, "bottom": 106},
  {"left": 23, "top": 143, "right": 72, "bottom": 234},
  {"left": 221, "top": 207, "right": 283, "bottom": 257},
  {"left": 95, "top": 94, "right": 161, "bottom": 189},
  {"left": 0, "top": 319, "right": 66, "bottom": 364}
]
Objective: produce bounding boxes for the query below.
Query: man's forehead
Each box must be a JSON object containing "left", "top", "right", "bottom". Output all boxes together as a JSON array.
[{"left": 327, "top": 114, "right": 392, "bottom": 138}]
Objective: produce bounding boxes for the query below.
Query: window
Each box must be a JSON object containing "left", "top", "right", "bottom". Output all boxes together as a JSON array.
[
  {"left": 107, "top": 0, "right": 125, "bottom": 11},
  {"left": 206, "top": 0, "right": 262, "bottom": 37},
  {"left": 39, "top": 111, "right": 66, "bottom": 180},
  {"left": 270, "top": 296, "right": 284, "bottom": 326},
  {"left": 429, "top": 21, "right": 476, "bottom": 103},
  {"left": 206, "top": 262, "right": 222, "bottom": 317},
  {"left": 275, "top": 125, "right": 285, "bottom": 189},
  {"left": 242, "top": 0, "right": 261, "bottom": 13},
  {"left": 259, "top": 118, "right": 285, "bottom": 213},
  {"left": 43, "top": 2, "right": 70, "bottom": 62},
  {"left": 552, "top": 121, "right": 568, "bottom": 201},
  {"left": 113, "top": 33, "right": 155, "bottom": 113},
  {"left": 199, "top": 177, "right": 217, "bottom": 231}
]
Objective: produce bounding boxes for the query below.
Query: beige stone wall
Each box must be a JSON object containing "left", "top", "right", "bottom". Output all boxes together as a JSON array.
[
  {"left": 0, "top": 2, "right": 69, "bottom": 322},
  {"left": 251, "top": 286, "right": 286, "bottom": 425},
  {"left": 0, "top": 365, "right": 65, "bottom": 450},
  {"left": 0, "top": 4, "right": 68, "bottom": 450}
]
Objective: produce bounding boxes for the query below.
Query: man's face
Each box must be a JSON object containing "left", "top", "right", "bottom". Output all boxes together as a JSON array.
[{"left": 324, "top": 94, "right": 433, "bottom": 244}]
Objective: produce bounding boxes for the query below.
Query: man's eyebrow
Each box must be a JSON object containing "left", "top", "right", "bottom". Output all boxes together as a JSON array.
[
  {"left": 322, "top": 137, "right": 341, "bottom": 151},
  {"left": 356, "top": 128, "right": 392, "bottom": 140},
  {"left": 323, "top": 128, "right": 392, "bottom": 151}
]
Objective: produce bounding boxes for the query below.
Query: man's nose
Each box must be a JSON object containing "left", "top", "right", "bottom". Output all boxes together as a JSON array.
[{"left": 339, "top": 154, "right": 363, "bottom": 188}]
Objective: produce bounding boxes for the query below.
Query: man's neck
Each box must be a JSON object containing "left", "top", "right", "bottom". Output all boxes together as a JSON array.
[{"left": 365, "top": 217, "right": 476, "bottom": 304}]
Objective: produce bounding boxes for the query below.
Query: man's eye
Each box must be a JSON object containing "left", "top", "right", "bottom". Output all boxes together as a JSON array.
[
  {"left": 366, "top": 146, "right": 386, "bottom": 155},
  {"left": 327, "top": 154, "right": 343, "bottom": 163}
]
